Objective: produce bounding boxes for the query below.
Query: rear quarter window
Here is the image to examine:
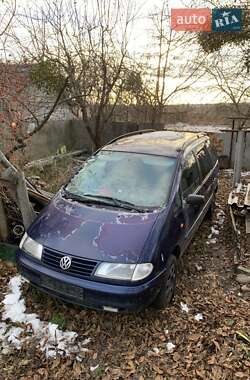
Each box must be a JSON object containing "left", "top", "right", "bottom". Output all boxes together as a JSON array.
[
  {"left": 181, "top": 151, "right": 200, "bottom": 198},
  {"left": 205, "top": 140, "right": 218, "bottom": 166},
  {"left": 196, "top": 146, "right": 213, "bottom": 179}
]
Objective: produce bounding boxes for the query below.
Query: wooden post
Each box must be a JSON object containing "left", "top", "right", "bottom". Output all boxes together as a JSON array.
[
  {"left": 0, "top": 197, "right": 8, "bottom": 241},
  {"left": 233, "top": 125, "right": 245, "bottom": 186},
  {"left": 0, "top": 149, "right": 36, "bottom": 230},
  {"left": 16, "top": 171, "right": 36, "bottom": 229}
]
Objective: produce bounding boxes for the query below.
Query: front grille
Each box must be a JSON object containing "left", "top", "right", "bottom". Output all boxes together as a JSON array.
[{"left": 42, "top": 248, "right": 98, "bottom": 279}]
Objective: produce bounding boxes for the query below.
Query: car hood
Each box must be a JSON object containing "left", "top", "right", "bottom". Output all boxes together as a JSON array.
[{"left": 28, "top": 192, "right": 160, "bottom": 263}]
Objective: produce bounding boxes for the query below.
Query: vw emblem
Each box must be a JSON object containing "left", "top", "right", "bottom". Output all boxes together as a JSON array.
[{"left": 60, "top": 256, "right": 72, "bottom": 270}]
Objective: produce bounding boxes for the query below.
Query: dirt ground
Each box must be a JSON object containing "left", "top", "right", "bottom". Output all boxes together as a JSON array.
[{"left": 0, "top": 173, "right": 249, "bottom": 380}]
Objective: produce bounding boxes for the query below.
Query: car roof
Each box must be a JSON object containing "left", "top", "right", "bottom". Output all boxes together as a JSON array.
[{"left": 103, "top": 130, "right": 206, "bottom": 157}]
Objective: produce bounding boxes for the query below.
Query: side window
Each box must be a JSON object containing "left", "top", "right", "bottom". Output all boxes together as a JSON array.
[
  {"left": 196, "top": 146, "right": 212, "bottom": 179},
  {"left": 181, "top": 152, "right": 200, "bottom": 198}
]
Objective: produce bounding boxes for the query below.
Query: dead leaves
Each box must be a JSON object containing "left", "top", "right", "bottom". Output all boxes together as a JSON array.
[
  {"left": 235, "top": 372, "right": 248, "bottom": 379},
  {"left": 188, "top": 333, "right": 201, "bottom": 342}
]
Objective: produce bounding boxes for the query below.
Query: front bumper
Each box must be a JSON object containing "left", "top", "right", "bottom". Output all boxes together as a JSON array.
[{"left": 16, "top": 250, "right": 164, "bottom": 312}]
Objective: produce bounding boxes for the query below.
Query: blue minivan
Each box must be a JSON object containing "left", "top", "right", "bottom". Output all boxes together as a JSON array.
[{"left": 17, "top": 130, "right": 219, "bottom": 312}]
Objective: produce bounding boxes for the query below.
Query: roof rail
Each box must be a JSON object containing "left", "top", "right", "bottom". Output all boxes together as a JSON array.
[
  {"left": 180, "top": 133, "right": 207, "bottom": 152},
  {"left": 94, "top": 129, "right": 156, "bottom": 155}
]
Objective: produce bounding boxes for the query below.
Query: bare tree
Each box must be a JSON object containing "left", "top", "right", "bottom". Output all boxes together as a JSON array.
[
  {"left": 199, "top": 48, "right": 250, "bottom": 116},
  {"left": 194, "top": 2, "right": 250, "bottom": 116},
  {"left": 0, "top": 0, "right": 16, "bottom": 38},
  {"left": 8, "top": 0, "right": 138, "bottom": 149},
  {"left": 138, "top": 0, "right": 204, "bottom": 125}
]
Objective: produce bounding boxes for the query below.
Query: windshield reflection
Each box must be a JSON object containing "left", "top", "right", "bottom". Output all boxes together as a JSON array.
[{"left": 66, "top": 151, "right": 176, "bottom": 208}]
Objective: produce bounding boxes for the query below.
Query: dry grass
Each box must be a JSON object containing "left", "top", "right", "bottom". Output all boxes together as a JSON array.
[{"left": 24, "top": 158, "right": 81, "bottom": 193}]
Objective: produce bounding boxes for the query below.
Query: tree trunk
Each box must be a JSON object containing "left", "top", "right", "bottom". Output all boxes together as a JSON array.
[
  {"left": 94, "top": 129, "right": 102, "bottom": 150},
  {"left": 0, "top": 198, "right": 8, "bottom": 241},
  {"left": 94, "top": 115, "right": 104, "bottom": 149},
  {"left": 151, "top": 107, "right": 158, "bottom": 127}
]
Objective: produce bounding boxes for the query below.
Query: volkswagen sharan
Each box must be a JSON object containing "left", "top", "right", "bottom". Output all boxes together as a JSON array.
[{"left": 16, "top": 130, "right": 219, "bottom": 312}]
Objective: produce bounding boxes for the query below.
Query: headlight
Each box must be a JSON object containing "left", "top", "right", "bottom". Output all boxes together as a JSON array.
[
  {"left": 19, "top": 232, "right": 43, "bottom": 260},
  {"left": 94, "top": 262, "right": 153, "bottom": 281}
]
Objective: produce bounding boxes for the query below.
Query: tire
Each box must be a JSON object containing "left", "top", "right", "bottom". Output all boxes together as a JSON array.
[
  {"left": 152, "top": 255, "right": 177, "bottom": 309},
  {"left": 206, "top": 194, "right": 216, "bottom": 220}
]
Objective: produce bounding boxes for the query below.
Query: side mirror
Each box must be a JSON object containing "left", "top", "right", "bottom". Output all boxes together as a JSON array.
[{"left": 186, "top": 194, "right": 205, "bottom": 206}]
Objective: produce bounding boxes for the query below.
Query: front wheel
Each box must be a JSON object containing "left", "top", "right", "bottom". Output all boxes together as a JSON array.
[{"left": 152, "top": 255, "right": 177, "bottom": 309}]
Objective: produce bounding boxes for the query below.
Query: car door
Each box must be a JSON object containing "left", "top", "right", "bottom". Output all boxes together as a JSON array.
[{"left": 180, "top": 150, "right": 202, "bottom": 241}]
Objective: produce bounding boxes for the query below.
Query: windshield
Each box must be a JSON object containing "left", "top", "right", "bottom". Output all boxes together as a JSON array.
[{"left": 65, "top": 151, "right": 176, "bottom": 208}]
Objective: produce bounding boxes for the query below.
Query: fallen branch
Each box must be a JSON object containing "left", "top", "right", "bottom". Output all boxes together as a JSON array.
[{"left": 24, "top": 149, "right": 87, "bottom": 170}]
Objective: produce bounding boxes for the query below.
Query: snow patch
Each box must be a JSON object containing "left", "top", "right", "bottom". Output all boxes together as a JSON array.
[
  {"left": 166, "top": 342, "right": 176, "bottom": 352},
  {"left": 0, "top": 323, "right": 23, "bottom": 353},
  {"left": 194, "top": 313, "right": 203, "bottom": 321},
  {"left": 207, "top": 206, "right": 225, "bottom": 244},
  {"left": 195, "top": 264, "right": 203, "bottom": 271},
  {"left": 152, "top": 347, "right": 160, "bottom": 354},
  {"left": 1, "top": 275, "right": 91, "bottom": 358},
  {"left": 180, "top": 302, "right": 189, "bottom": 313},
  {"left": 207, "top": 238, "right": 217, "bottom": 245},
  {"left": 90, "top": 364, "right": 99, "bottom": 372},
  {"left": 211, "top": 226, "right": 219, "bottom": 235}
]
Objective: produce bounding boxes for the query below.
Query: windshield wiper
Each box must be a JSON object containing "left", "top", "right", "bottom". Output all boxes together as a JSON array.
[
  {"left": 82, "top": 193, "right": 148, "bottom": 212},
  {"left": 63, "top": 190, "right": 146, "bottom": 212},
  {"left": 62, "top": 191, "right": 101, "bottom": 204}
]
